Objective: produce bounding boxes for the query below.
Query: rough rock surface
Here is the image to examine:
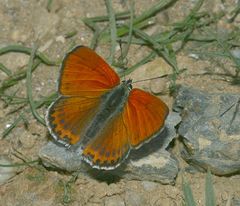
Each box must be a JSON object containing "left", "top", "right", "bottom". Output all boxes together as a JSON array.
[{"left": 173, "top": 85, "right": 240, "bottom": 175}]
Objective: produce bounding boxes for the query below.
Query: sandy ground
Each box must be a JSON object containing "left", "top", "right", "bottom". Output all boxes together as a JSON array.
[{"left": 0, "top": 0, "right": 240, "bottom": 205}]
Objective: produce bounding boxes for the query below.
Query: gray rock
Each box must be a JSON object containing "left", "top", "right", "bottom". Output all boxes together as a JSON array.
[
  {"left": 0, "top": 156, "right": 16, "bottom": 185},
  {"left": 124, "top": 190, "right": 147, "bottom": 206},
  {"left": 39, "top": 112, "right": 180, "bottom": 184},
  {"left": 119, "top": 150, "right": 178, "bottom": 184},
  {"left": 104, "top": 195, "right": 125, "bottom": 206},
  {"left": 39, "top": 141, "right": 85, "bottom": 172},
  {"left": 231, "top": 48, "right": 240, "bottom": 59},
  {"left": 173, "top": 85, "right": 240, "bottom": 175},
  {"left": 232, "top": 198, "right": 240, "bottom": 206},
  {"left": 141, "top": 181, "right": 158, "bottom": 191}
]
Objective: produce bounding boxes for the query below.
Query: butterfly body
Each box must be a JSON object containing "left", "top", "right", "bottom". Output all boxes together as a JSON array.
[
  {"left": 77, "top": 81, "right": 131, "bottom": 147},
  {"left": 46, "top": 46, "right": 169, "bottom": 170}
]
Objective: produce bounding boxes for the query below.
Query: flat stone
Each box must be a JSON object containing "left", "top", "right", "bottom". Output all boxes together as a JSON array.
[
  {"left": 39, "top": 112, "right": 180, "bottom": 184},
  {"left": 39, "top": 141, "right": 85, "bottom": 172},
  {"left": 120, "top": 150, "right": 178, "bottom": 184},
  {"left": 173, "top": 85, "right": 240, "bottom": 175}
]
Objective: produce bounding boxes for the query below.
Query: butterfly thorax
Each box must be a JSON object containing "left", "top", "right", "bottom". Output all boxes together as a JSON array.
[{"left": 78, "top": 82, "right": 131, "bottom": 148}]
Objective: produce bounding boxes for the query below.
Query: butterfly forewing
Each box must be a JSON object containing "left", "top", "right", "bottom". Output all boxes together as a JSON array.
[
  {"left": 47, "top": 46, "right": 121, "bottom": 146},
  {"left": 59, "top": 46, "right": 120, "bottom": 96}
]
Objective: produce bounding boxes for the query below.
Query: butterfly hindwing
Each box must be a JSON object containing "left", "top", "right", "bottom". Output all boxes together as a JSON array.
[
  {"left": 59, "top": 46, "right": 120, "bottom": 96},
  {"left": 82, "top": 113, "right": 130, "bottom": 169}
]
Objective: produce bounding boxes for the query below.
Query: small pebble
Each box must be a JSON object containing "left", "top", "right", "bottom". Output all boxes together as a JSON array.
[
  {"left": 0, "top": 156, "right": 16, "bottom": 185},
  {"left": 104, "top": 195, "right": 125, "bottom": 206},
  {"left": 125, "top": 190, "right": 147, "bottom": 206},
  {"left": 141, "top": 181, "right": 157, "bottom": 191}
]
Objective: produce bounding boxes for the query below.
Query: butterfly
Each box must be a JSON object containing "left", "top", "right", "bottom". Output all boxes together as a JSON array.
[{"left": 46, "top": 46, "right": 169, "bottom": 170}]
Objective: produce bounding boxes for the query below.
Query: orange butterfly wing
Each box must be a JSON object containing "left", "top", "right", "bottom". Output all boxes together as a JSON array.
[
  {"left": 59, "top": 46, "right": 120, "bottom": 96},
  {"left": 124, "top": 88, "right": 169, "bottom": 148},
  {"left": 47, "top": 46, "right": 120, "bottom": 146},
  {"left": 82, "top": 114, "right": 129, "bottom": 169},
  {"left": 81, "top": 88, "right": 169, "bottom": 169},
  {"left": 47, "top": 96, "right": 100, "bottom": 145}
]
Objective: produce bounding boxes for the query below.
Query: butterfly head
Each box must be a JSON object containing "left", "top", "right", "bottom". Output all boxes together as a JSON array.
[{"left": 122, "top": 79, "right": 133, "bottom": 90}]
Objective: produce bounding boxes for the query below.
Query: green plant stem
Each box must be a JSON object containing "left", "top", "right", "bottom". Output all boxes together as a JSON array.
[
  {"left": 0, "top": 45, "right": 57, "bottom": 65},
  {"left": 0, "top": 160, "right": 39, "bottom": 167},
  {"left": 105, "top": 0, "right": 117, "bottom": 64},
  {"left": 26, "top": 45, "right": 46, "bottom": 126}
]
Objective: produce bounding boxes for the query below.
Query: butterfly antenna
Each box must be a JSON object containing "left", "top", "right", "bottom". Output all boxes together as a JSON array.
[{"left": 132, "top": 75, "right": 168, "bottom": 84}]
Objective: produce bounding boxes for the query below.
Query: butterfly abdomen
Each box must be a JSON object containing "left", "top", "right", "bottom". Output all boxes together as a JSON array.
[{"left": 79, "top": 84, "right": 130, "bottom": 147}]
